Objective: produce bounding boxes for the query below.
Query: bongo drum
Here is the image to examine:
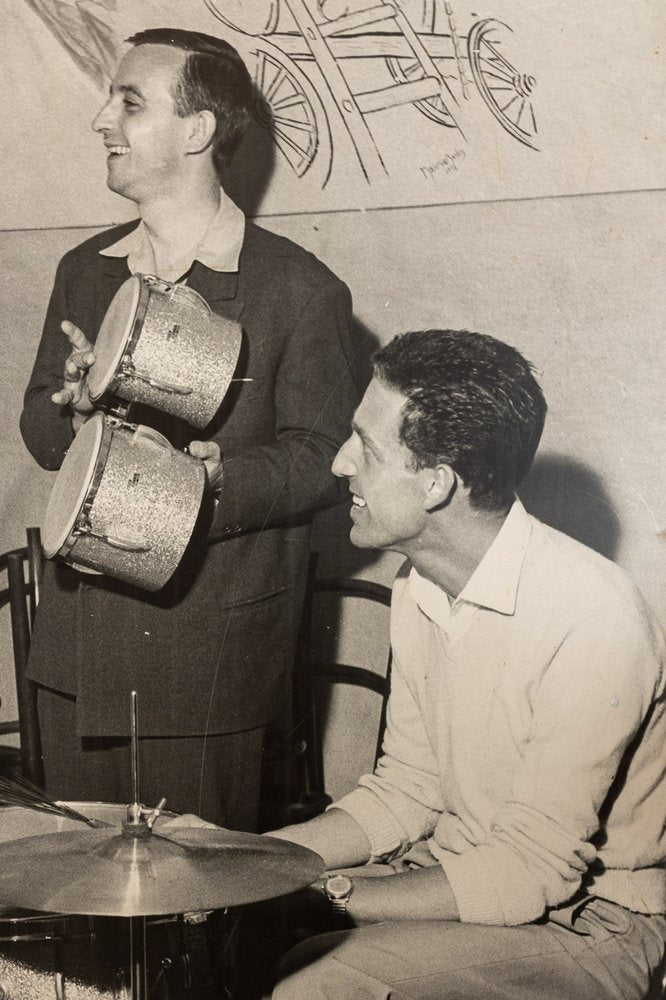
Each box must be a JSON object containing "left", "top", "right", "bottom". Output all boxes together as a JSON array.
[
  {"left": 87, "top": 274, "right": 242, "bottom": 428},
  {"left": 42, "top": 413, "right": 205, "bottom": 591}
]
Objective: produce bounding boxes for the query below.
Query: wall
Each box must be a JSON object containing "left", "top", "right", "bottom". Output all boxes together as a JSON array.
[
  {"left": 280, "top": 188, "right": 666, "bottom": 618},
  {"left": 1, "top": 188, "right": 664, "bottom": 794},
  {"left": 274, "top": 189, "right": 666, "bottom": 797},
  {"left": 7, "top": 1, "right": 664, "bottom": 226}
]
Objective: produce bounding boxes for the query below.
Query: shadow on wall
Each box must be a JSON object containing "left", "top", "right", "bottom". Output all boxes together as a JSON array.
[
  {"left": 520, "top": 454, "right": 621, "bottom": 561},
  {"left": 223, "top": 87, "right": 276, "bottom": 217},
  {"left": 316, "top": 451, "right": 623, "bottom": 582}
]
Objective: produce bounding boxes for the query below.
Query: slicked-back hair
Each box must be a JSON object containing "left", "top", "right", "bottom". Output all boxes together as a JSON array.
[
  {"left": 126, "top": 27, "right": 252, "bottom": 178},
  {"left": 373, "top": 329, "right": 547, "bottom": 512}
]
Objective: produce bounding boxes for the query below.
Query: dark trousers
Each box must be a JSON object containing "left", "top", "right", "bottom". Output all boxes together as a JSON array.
[{"left": 37, "top": 685, "right": 266, "bottom": 830}]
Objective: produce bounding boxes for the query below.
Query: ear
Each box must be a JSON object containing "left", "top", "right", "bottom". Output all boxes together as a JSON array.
[
  {"left": 423, "top": 464, "right": 457, "bottom": 512},
  {"left": 186, "top": 110, "right": 217, "bottom": 155}
]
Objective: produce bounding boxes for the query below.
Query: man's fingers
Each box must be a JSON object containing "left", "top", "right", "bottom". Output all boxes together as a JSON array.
[
  {"left": 61, "top": 320, "right": 94, "bottom": 352},
  {"left": 51, "top": 388, "right": 73, "bottom": 406},
  {"left": 189, "top": 440, "right": 221, "bottom": 462},
  {"left": 64, "top": 351, "right": 95, "bottom": 379},
  {"left": 188, "top": 440, "right": 224, "bottom": 493},
  {"left": 51, "top": 321, "right": 95, "bottom": 413},
  {"left": 64, "top": 359, "right": 83, "bottom": 382}
]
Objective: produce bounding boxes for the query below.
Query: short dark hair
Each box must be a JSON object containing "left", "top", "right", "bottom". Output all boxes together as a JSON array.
[
  {"left": 373, "top": 329, "right": 547, "bottom": 511},
  {"left": 126, "top": 27, "right": 252, "bottom": 178}
]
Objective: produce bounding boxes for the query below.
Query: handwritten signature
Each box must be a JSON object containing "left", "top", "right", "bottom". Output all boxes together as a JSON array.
[{"left": 419, "top": 149, "right": 466, "bottom": 180}]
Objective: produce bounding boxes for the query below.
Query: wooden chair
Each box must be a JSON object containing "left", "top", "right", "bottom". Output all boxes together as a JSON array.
[
  {"left": 237, "top": 563, "right": 393, "bottom": 996},
  {"left": 0, "top": 527, "right": 45, "bottom": 785},
  {"left": 285, "top": 556, "right": 392, "bottom": 824}
]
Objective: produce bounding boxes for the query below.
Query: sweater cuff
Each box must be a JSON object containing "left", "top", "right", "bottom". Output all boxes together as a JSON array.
[
  {"left": 331, "top": 789, "right": 406, "bottom": 862},
  {"left": 438, "top": 848, "right": 505, "bottom": 924}
]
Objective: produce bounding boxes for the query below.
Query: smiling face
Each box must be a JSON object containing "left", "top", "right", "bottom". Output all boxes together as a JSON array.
[
  {"left": 92, "top": 44, "right": 195, "bottom": 205},
  {"left": 332, "top": 378, "right": 439, "bottom": 554}
]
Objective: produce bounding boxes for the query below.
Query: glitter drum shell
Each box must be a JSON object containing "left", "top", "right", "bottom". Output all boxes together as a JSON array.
[
  {"left": 42, "top": 413, "right": 205, "bottom": 591},
  {"left": 87, "top": 274, "right": 242, "bottom": 429},
  {"left": 0, "top": 804, "right": 184, "bottom": 1000}
]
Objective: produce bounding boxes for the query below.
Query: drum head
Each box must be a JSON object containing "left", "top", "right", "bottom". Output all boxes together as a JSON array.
[
  {"left": 88, "top": 275, "right": 141, "bottom": 400},
  {"left": 42, "top": 414, "right": 105, "bottom": 557},
  {"left": 0, "top": 801, "right": 178, "bottom": 844}
]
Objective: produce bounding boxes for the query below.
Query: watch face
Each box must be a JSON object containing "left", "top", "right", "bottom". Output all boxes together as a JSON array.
[{"left": 326, "top": 875, "right": 353, "bottom": 899}]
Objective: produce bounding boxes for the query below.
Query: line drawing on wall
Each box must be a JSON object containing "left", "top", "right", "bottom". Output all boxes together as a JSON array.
[{"left": 204, "top": 0, "right": 539, "bottom": 188}]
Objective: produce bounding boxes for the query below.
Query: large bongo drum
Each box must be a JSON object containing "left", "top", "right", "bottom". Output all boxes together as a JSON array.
[
  {"left": 42, "top": 413, "right": 205, "bottom": 591},
  {"left": 0, "top": 803, "right": 212, "bottom": 999},
  {"left": 87, "top": 274, "right": 242, "bottom": 429}
]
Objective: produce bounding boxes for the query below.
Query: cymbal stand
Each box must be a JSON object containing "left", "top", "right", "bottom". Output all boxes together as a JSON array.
[
  {"left": 123, "top": 690, "right": 162, "bottom": 1000},
  {"left": 130, "top": 915, "right": 148, "bottom": 1000}
]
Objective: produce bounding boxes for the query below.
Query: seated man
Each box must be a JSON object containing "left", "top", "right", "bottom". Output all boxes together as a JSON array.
[{"left": 267, "top": 329, "right": 666, "bottom": 999}]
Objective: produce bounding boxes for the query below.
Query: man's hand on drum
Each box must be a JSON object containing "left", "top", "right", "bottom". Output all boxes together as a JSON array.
[
  {"left": 51, "top": 321, "right": 97, "bottom": 431},
  {"left": 189, "top": 440, "right": 224, "bottom": 494}
]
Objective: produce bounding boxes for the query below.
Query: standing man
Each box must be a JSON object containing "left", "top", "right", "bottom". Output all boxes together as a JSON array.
[
  {"left": 20, "top": 28, "right": 358, "bottom": 830},
  {"left": 267, "top": 329, "right": 666, "bottom": 998}
]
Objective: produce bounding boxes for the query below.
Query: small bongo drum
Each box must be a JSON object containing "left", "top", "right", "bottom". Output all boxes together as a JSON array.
[
  {"left": 87, "top": 274, "right": 242, "bottom": 428},
  {"left": 42, "top": 413, "right": 205, "bottom": 591}
]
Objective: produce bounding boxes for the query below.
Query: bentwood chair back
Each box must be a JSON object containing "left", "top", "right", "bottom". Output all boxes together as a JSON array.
[
  {"left": 286, "top": 555, "right": 392, "bottom": 823},
  {"left": 0, "top": 527, "right": 45, "bottom": 785}
]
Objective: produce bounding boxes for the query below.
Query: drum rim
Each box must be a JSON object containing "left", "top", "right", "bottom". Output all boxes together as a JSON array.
[
  {"left": 0, "top": 800, "right": 180, "bottom": 927},
  {"left": 90, "top": 274, "right": 243, "bottom": 428},
  {"left": 42, "top": 413, "right": 106, "bottom": 558},
  {"left": 42, "top": 410, "right": 206, "bottom": 591},
  {"left": 58, "top": 800, "right": 178, "bottom": 824},
  {"left": 88, "top": 275, "right": 142, "bottom": 401}
]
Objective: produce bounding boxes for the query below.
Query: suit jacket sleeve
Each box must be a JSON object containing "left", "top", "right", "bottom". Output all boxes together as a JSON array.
[
  {"left": 20, "top": 257, "right": 77, "bottom": 471},
  {"left": 210, "top": 276, "right": 358, "bottom": 538}
]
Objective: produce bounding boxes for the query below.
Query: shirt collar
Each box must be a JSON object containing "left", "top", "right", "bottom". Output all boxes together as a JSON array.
[
  {"left": 99, "top": 188, "right": 245, "bottom": 275},
  {"left": 408, "top": 498, "right": 533, "bottom": 626}
]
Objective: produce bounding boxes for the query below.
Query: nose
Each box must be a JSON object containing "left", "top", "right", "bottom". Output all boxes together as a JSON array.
[
  {"left": 92, "top": 97, "right": 115, "bottom": 134},
  {"left": 331, "top": 434, "right": 357, "bottom": 478}
]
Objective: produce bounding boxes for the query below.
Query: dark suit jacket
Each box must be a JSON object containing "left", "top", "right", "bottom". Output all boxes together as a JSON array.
[{"left": 21, "top": 219, "right": 359, "bottom": 736}]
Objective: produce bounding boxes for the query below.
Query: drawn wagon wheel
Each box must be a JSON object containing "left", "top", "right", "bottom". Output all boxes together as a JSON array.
[
  {"left": 394, "top": 0, "right": 436, "bottom": 31},
  {"left": 203, "top": 0, "right": 281, "bottom": 36},
  {"left": 383, "top": 0, "right": 462, "bottom": 128},
  {"left": 251, "top": 41, "right": 333, "bottom": 187},
  {"left": 384, "top": 54, "right": 459, "bottom": 128},
  {"left": 467, "top": 19, "right": 538, "bottom": 150}
]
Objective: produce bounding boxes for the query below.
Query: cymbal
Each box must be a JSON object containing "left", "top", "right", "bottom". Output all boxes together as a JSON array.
[{"left": 0, "top": 825, "right": 324, "bottom": 916}]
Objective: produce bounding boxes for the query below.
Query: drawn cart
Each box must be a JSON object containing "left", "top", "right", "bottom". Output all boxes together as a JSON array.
[{"left": 204, "top": 0, "right": 538, "bottom": 185}]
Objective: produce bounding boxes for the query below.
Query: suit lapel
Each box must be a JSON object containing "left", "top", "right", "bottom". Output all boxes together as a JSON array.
[
  {"left": 98, "top": 254, "right": 132, "bottom": 284},
  {"left": 187, "top": 262, "right": 245, "bottom": 322},
  {"left": 94, "top": 249, "right": 245, "bottom": 321}
]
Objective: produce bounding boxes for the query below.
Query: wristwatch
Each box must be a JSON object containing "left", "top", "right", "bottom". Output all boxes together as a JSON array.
[{"left": 322, "top": 874, "right": 354, "bottom": 920}]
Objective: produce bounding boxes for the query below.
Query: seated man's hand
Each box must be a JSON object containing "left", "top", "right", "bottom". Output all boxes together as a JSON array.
[
  {"left": 51, "top": 320, "right": 96, "bottom": 429},
  {"left": 188, "top": 439, "right": 224, "bottom": 493}
]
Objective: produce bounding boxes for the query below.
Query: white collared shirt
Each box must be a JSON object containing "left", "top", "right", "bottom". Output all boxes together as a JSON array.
[
  {"left": 99, "top": 188, "right": 245, "bottom": 277},
  {"left": 407, "top": 499, "right": 531, "bottom": 635}
]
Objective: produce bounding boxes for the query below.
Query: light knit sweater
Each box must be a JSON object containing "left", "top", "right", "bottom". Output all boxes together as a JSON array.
[{"left": 336, "top": 500, "right": 666, "bottom": 926}]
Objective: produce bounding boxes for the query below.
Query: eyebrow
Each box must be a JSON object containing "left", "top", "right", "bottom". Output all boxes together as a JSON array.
[
  {"left": 109, "top": 83, "right": 146, "bottom": 100},
  {"left": 352, "top": 418, "right": 381, "bottom": 454}
]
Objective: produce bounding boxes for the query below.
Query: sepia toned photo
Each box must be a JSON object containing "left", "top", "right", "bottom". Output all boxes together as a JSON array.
[{"left": 1, "top": 1, "right": 664, "bottom": 997}]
